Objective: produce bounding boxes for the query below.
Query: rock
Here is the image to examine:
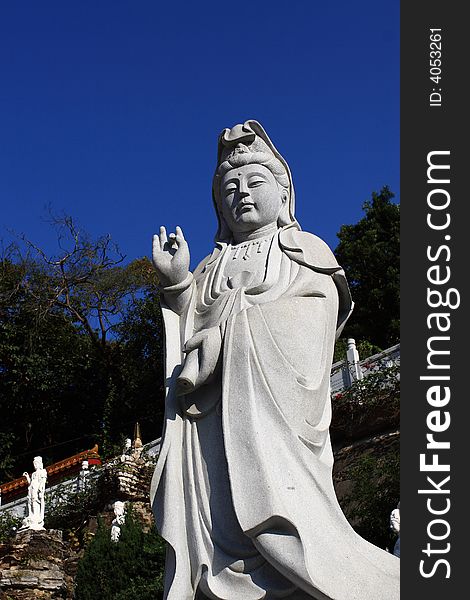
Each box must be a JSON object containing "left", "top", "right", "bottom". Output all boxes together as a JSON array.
[{"left": 0, "top": 529, "right": 74, "bottom": 599}]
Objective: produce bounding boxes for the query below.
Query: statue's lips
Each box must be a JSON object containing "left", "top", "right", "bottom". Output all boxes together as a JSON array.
[{"left": 237, "top": 203, "right": 255, "bottom": 214}]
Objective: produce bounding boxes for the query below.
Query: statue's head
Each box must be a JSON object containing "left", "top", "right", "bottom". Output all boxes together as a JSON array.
[
  {"left": 113, "top": 500, "right": 126, "bottom": 516},
  {"left": 212, "top": 120, "right": 298, "bottom": 242},
  {"left": 33, "top": 456, "right": 43, "bottom": 470}
]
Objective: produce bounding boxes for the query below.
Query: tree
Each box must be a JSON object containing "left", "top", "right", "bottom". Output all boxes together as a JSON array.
[
  {"left": 20, "top": 215, "right": 151, "bottom": 352},
  {"left": 334, "top": 187, "right": 399, "bottom": 350},
  {"left": 1, "top": 249, "right": 100, "bottom": 479},
  {"left": 343, "top": 450, "right": 400, "bottom": 550},
  {"left": 111, "top": 292, "right": 165, "bottom": 451},
  {"left": 0, "top": 219, "right": 165, "bottom": 483}
]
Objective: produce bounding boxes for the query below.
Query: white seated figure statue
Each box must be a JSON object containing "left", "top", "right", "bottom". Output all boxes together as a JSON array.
[
  {"left": 22, "top": 456, "right": 47, "bottom": 531},
  {"left": 150, "top": 120, "right": 400, "bottom": 599}
]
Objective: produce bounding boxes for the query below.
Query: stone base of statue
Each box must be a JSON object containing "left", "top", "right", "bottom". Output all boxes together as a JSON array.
[
  {"left": 17, "top": 518, "right": 46, "bottom": 533},
  {"left": 0, "top": 529, "right": 74, "bottom": 599}
]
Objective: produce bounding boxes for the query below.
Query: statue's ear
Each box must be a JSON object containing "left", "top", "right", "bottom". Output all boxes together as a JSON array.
[{"left": 277, "top": 190, "right": 291, "bottom": 227}]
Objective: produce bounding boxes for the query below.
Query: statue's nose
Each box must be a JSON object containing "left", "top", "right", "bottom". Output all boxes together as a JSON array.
[{"left": 238, "top": 181, "right": 250, "bottom": 198}]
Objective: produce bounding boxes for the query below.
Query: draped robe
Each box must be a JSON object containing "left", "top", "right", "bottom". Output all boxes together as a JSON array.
[{"left": 150, "top": 226, "right": 400, "bottom": 600}]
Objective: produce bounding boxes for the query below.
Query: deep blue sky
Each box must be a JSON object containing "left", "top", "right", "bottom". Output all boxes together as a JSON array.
[{"left": 0, "top": 1, "right": 399, "bottom": 269}]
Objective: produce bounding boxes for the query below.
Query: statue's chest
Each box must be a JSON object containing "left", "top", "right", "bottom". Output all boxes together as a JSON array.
[{"left": 222, "top": 238, "right": 271, "bottom": 290}]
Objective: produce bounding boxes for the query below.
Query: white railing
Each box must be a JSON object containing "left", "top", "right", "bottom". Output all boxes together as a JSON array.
[
  {"left": 0, "top": 438, "right": 161, "bottom": 517},
  {"left": 331, "top": 342, "right": 400, "bottom": 395}
]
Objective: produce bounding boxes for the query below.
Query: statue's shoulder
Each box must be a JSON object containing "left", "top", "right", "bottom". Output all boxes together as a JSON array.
[
  {"left": 280, "top": 227, "right": 354, "bottom": 335},
  {"left": 279, "top": 228, "right": 341, "bottom": 273}
]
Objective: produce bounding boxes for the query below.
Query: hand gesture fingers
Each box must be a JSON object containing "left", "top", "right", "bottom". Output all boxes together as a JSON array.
[
  {"left": 152, "top": 225, "right": 190, "bottom": 286},
  {"left": 175, "top": 226, "right": 186, "bottom": 247},
  {"left": 159, "top": 226, "right": 168, "bottom": 247},
  {"left": 152, "top": 233, "right": 161, "bottom": 253},
  {"left": 174, "top": 226, "right": 190, "bottom": 259}
]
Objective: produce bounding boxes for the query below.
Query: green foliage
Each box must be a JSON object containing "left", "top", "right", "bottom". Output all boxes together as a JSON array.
[
  {"left": 332, "top": 364, "right": 400, "bottom": 439},
  {"left": 44, "top": 469, "right": 118, "bottom": 540},
  {"left": 74, "top": 507, "right": 165, "bottom": 600},
  {"left": 0, "top": 219, "right": 165, "bottom": 482},
  {"left": 0, "top": 511, "right": 22, "bottom": 543},
  {"left": 331, "top": 363, "right": 400, "bottom": 550},
  {"left": 103, "top": 292, "right": 166, "bottom": 455},
  {"left": 1, "top": 250, "right": 103, "bottom": 479},
  {"left": 0, "top": 431, "right": 15, "bottom": 480},
  {"left": 335, "top": 186, "right": 399, "bottom": 349},
  {"left": 343, "top": 450, "right": 400, "bottom": 550}
]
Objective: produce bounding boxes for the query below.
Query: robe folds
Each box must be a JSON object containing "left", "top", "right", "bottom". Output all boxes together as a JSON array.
[{"left": 150, "top": 226, "right": 400, "bottom": 600}]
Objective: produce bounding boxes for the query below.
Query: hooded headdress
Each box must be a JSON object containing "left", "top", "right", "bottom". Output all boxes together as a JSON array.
[
  {"left": 207, "top": 119, "right": 353, "bottom": 335},
  {"left": 212, "top": 120, "right": 300, "bottom": 242}
]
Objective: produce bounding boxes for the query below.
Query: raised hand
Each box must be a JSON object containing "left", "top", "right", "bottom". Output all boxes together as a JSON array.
[{"left": 152, "top": 226, "right": 190, "bottom": 287}]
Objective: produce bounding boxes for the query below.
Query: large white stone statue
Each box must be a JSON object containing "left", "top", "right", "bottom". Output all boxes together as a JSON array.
[
  {"left": 150, "top": 120, "right": 399, "bottom": 599},
  {"left": 22, "top": 456, "right": 47, "bottom": 531}
]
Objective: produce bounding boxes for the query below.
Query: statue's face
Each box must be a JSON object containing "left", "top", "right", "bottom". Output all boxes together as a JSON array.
[
  {"left": 220, "top": 164, "right": 286, "bottom": 235},
  {"left": 114, "top": 502, "right": 125, "bottom": 516},
  {"left": 33, "top": 457, "right": 42, "bottom": 470}
]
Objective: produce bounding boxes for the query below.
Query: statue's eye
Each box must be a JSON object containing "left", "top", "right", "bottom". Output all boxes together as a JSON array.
[
  {"left": 248, "top": 179, "right": 265, "bottom": 188},
  {"left": 224, "top": 187, "right": 236, "bottom": 196}
]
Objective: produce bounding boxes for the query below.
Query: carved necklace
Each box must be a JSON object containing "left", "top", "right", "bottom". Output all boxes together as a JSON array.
[{"left": 230, "top": 236, "right": 271, "bottom": 261}]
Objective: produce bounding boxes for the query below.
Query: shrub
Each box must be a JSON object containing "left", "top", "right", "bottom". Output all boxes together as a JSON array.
[
  {"left": 74, "top": 506, "right": 165, "bottom": 600},
  {"left": 331, "top": 364, "right": 400, "bottom": 441},
  {"left": 44, "top": 468, "right": 118, "bottom": 544},
  {"left": 0, "top": 511, "right": 22, "bottom": 543},
  {"left": 343, "top": 449, "right": 400, "bottom": 550}
]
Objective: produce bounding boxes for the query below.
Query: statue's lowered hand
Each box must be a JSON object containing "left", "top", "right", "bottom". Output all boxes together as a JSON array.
[
  {"left": 152, "top": 225, "right": 190, "bottom": 288},
  {"left": 176, "top": 327, "right": 222, "bottom": 395}
]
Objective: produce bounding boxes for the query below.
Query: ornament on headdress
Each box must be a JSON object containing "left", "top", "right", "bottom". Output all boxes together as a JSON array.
[{"left": 225, "top": 143, "right": 251, "bottom": 162}]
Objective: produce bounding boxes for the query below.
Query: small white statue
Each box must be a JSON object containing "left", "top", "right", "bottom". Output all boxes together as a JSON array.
[
  {"left": 111, "top": 500, "right": 126, "bottom": 542},
  {"left": 77, "top": 459, "right": 90, "bottom": 492},
  {"left": 390, "top": 502, "right": 400, "bottom": 558},
  {"left": 21, "top": 456, "right": 48, "bottom": 530},
  {"left": 121, "top": 438, "right": 133, "bottom": 462}
]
